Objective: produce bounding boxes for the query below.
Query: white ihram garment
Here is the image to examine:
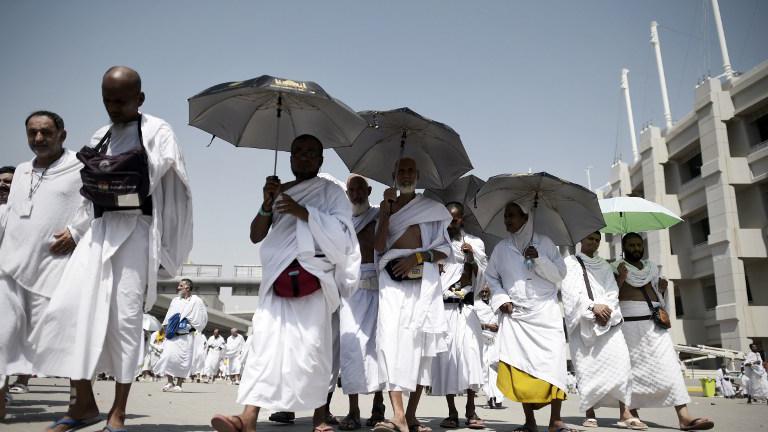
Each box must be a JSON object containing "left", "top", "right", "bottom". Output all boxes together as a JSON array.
[
  {"left": 715, "top": 368, "right": 735, "bottom": 397},
  {"left": 562, "top": 253, "right": 631, "bottom": 411},
  {"left": 225, "top": 334, "right": 246, "bottom": 376},
  {"left": 192, "top": 332, "right": 207, "bottom": 376},
  {"left": 376, "top": 195, "right": 451, "bottom": 392},
  {"left": 237, "top": 176, "right": 360, "bottom": 411},
  {"left": 474, "top": 300, "right": 504, "bottom": 401},
  {"left": 431, "top": 233, "right": 486, "bottom": 395},
  {"left": 31, "top": 114, "right": 193, "bottom": 383},
  {"left": 486, "top": 230, "right": 568, "bottom": 392},
  {"left": 204, "top": 335, "right": 225, "bottom": 377},
  {"left": 744, "top": 352, "right": 768, "bottom": 399},
  {"left": 340, "top": 205, "right": 383, "bottom": 395},
  {"left": 142, "top": 331, "right": 164, "bottom": 372},
  {"left": 615, "top": 258, "right": 690, "bottom": 408},
  {"left": 0, "top": 150, "right": 89, "bottom": 376},
  {"left": 154, "top": 294, "right": 208, "bottom": 378}
]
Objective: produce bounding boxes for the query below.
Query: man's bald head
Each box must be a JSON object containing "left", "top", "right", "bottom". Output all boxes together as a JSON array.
[
  {"left": 102, "top": 66, "right": 145, "bottom": 124},
  {"left": 393, "top": 157, "right": 418, "bottom": 194},
  {"left": 346, "top": 175, "right": 372, "bottom": 207}
]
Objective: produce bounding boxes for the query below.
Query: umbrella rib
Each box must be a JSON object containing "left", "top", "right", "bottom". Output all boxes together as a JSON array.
[{"left": 236, "top": 95, "right": 276, "bottom": 146}]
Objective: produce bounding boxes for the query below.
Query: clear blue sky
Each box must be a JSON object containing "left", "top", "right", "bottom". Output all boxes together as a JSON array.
[{"left": 2, "top": 0, "right": 766, "bottom": 271}]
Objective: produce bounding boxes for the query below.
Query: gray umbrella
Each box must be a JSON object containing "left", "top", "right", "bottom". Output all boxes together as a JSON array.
[
  {"left": 424, "top": 175, "right": 502, "bottom": 253},
  {"left": 188, "top": 75, "right": 367, "bottom": 174},
  {"left": 472, "top": 172, "right": 605, "bottom": 246},
  {"left": 335, "top": 108, "right": 473, "bottom": 189}
]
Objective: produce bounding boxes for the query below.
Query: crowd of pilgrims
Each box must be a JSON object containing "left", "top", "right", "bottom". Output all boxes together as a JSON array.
[{"left": 10, "top": 65, "right": 768, "bottom": 432}]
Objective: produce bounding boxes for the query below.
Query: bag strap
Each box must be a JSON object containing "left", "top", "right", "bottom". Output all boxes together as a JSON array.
[
  {"left": 93, "top": 116, "right": 144, "bottom": 154},
  {"left": 574, "top": 256, "right": 595, "bottom": 301},
  {"left": 638, "top": 284, "right": 656, "bottom": 312}
]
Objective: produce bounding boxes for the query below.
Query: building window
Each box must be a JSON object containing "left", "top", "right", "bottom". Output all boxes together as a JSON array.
[
  {"left": 703, "top": 283, "right": 717, "bottom": 310},
  {"left": 684, "top": 153, "right": 703, "bottom": 182},
  {"left": 690, "top": 217, "right": 710, "bottom": 246},
  {"left": 755, "top": 113, "right": 768, "bottom": 146},
  {"left": 675, "top": 293, "right": 685, "bottom": 317},
  {"left": 747, "top": 275, "right": 754, "bottom": 304}
]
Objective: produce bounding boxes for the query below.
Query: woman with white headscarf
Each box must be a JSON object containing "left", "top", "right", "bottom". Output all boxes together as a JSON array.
[{"left": 484, "top": 201, "right": 573, "bottom": 432}]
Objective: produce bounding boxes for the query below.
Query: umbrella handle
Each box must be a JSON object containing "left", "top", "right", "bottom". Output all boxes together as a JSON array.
[
  {"left": 389, "top": 129, "right": 408, "bottom": 205},
  {"left": 273, "top": 94, "right": 283, "bottom": 176}
]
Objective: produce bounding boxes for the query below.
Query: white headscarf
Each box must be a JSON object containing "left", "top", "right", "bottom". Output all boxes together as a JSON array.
[{"left": 508, "top": 200, "right": 533, "bottom": 253}]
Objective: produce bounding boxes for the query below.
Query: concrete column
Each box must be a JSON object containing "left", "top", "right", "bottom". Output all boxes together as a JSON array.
[{"left": 695, "top": 78, "right": 751, "bottom": 351}]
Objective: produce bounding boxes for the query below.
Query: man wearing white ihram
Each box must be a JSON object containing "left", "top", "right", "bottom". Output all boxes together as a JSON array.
[
  {"left": 225, "top": 328, "right": 246, "bottom": 384},
  {"left": 431, "top": 202, "right": 487, "bottom": 430},
  {"left": 154, "top": 278, "right": 208, "bottom": 392},
  {"left": 211, "top": 135, "right": 360, "bottom": 432},
  {"left": 372, "top": 157, "right": 451, "bottom": 432},
  {"left": 31, "top": 66, "right": 193, "bottom": 432},
  {"left": 0, "top": 111, "right": 90, "bottom": 403},
  {"left": 338, "top": 175, "right": 386, "bottom": 430},
  {"left": 615, "top": 232, "right": 713, "bottom": 431},
  {"left": 204, "top": 328, "right": 226, "bottom": 382},
  {"left": 561, "top": 232, "right": 640, "bottom": 430}
]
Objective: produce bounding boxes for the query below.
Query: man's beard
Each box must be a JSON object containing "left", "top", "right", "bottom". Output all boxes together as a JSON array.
[
  {"left": 624, "top": 251, "right": 644, "bottom": 262},
  {"left": 352, "top": 201, "right": 370, "bottom": 216},
  {"left": 397, "top": 182, "right": 416, "bottom": 194}
]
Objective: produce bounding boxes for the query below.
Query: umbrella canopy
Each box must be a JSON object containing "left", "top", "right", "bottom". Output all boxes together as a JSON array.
[
  {"left": 424, "top": 175, "right": 502, "bottom": 252},
  {"left": 143, "top": 314, "right": 162, "bottom": 332},
  {"left": 189, "top": 75, "right": 367, "bottom": 173},
  {"left": 472, "top": 172, "right": 605, "bottom": 246},
  {"left": 599, "top": 196, "right": 682, "bottom": 234},
  {"left": 335, "top": 108, "right": 473, "bottom": 189}
]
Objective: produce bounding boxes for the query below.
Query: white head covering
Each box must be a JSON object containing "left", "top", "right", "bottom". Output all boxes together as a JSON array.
[{"left": 508, "top": 200, "right": 533, "bottom": 252}]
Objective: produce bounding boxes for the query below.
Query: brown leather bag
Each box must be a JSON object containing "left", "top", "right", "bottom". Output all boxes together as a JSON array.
[{"left": 640, "top": 285, "right": 671, "bottom": 329}]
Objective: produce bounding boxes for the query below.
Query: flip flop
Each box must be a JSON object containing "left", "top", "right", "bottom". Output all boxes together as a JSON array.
[
  {"left": 582, "top": 418, "right": 598, "bottom": 428},
  {"left": 269, "top": 411, "right": 296, "bottom": 424},
  {"left": 338, "top": 415, "right": 361, "bottom": 431},
  {"left": 373, "top": 421, "right": 404, "bottom": 432},
  {"left": 439, "top": 417, "right": 459, "bottom": 429},
  {"left": 409, "top": 424, "right": 432, "bottom": 432},
  {"left": 47, "top": 416, "right": 102, "bottom": 431},
  {"left": 326, "top": 413, "right": 340, "bottom": 426},
  {"left": 211, "top": 414, "right": 245, "bottom": 432},
  {"left": 102, "top": 425, "right": 129, "bottom": 432},
  {"left": 511, "top": 426, "right": 535, "bottom": 432},
  {"left": 679, "top": 417, "right": 714, "bottom": 431},
  {"left": 465, "top": 414, "right": 485, "bottom": 430},
  {"left": 617, "top": 418, "right": 648, "bottom": 430}
]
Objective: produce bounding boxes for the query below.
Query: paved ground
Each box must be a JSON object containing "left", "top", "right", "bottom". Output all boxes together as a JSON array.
[{"left": 2, "top": 378, "right": 765, "bottom": 431}]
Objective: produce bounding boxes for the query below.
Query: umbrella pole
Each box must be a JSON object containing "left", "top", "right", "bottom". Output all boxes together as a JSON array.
[
  {"left": 272, "top": 94, "right": 283, "bottom": 176},
  {"left": 388, "top": 130, "right": 408, "bottom": 213}
]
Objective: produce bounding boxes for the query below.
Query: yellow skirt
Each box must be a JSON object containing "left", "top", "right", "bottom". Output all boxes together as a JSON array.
[{"left": 497, "top": 361, "right": 566, "bottom": 406}]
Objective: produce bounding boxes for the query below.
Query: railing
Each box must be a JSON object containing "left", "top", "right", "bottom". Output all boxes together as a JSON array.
[
  {"left": 180, "top": 264, "right": 222, "bottom": 278},
  {"left": 234, "top": 265, "right": 262, "bottom": 279}
]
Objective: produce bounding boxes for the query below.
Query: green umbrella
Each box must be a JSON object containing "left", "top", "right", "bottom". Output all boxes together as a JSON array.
[{"left": 599, "top": 197, "right": 682, "bottom": 234}]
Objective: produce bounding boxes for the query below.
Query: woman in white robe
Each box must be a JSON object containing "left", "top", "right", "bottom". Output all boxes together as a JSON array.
[{"left": 485, "top": 201, "right": 572, "bottom": 432}]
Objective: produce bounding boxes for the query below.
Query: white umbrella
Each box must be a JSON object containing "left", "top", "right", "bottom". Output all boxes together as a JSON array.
[
  {"left": 599, "top": 196, "right": 682, "bottom": 234},
  {"left": 188, "top": 75, "right": 367, "bottom": 174},
  {"left": 472, "top": 172, "right": 605, "bottom": 246},
  {"left": 142, "top": 314, "right": 162, "bottom": 332},
  {"left": 335, "top": 108, "right": 473, "bottom": 189}
]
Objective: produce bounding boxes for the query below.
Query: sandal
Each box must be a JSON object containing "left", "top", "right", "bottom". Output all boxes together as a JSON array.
[
  {"left": 211, "top": 414, "right": 245, "bottom": 432},
  {"left": 465, "top": 414, "right": 485, "bottom": 430},
  {"left": 582, "top": 418, "right": 598, "bottom": 428},
  {"left": 373, "top": 421, "right": 404, "bottom": 432},
  {"left": 679, "top": 417, "right": 714, "bottom": 431},
  {"left": 617, "top": 417, "right": 648, "bottom": 430},
  {"left": 269, "top": 411, "right": 296, "bottom": 423},
  {"left": 46, "top": 416, "right": 102, "bottom": 431},
  {"left": 339, "top": 415, "right": 361, "bottom": 431},
  {"left": 366, "top": 412, "right": 386, "bottom": 427},
  {"left": 511, "top": 426, "right": 535, "bottom": 432},
  {"left": 326, "top": 413, "right": 340, "bottom": 426},
  {"left": 439, "top": 417, "right": 459, "bottom": 429},
  {"left": 409, "top": 423, "right": 432, "bottom": 432}
]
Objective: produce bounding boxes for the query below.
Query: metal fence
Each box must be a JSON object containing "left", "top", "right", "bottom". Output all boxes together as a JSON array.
[
  {"left": 234, "top": 265, "right": 262, "bottom": 278},
  {"left": 180, "top": 264, "right": 223, "bottom": 277}
]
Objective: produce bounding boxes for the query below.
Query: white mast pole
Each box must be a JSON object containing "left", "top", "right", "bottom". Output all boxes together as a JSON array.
[
  {"left": 710, "top": 0, "right": 734, "bottom": 81},
  {"left": 651, "top": 21, "right": 673, "bottom": 130},
  {"left": 620, "top": 68, "right": 639, "bottom": 163}
]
